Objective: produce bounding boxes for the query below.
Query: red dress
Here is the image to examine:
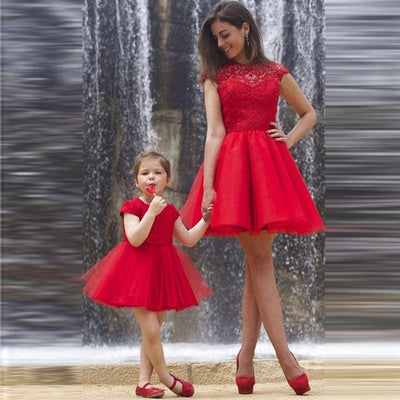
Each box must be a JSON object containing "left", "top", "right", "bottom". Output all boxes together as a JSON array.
[
  {"left": 82, "top": 198, "right": 212, "bottom": 311},
  {"left": 181, "top": 61, "right": 325, "bottom": 236}
]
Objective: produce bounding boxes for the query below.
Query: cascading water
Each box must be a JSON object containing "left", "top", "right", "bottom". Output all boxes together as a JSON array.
[
  {"left": 83, "top": 0, "right": 325, "bottom": 346},
  {"left": 2, "top": 0, "right": 399, "bottom": 362},
  {"left": 83, "top": 0, "right": 157, "bottom": 344}
]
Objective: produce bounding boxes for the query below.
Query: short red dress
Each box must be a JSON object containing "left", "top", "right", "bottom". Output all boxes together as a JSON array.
[
  {"left": 181, "top": 61, "right": 325, "bottom": 236},
  {"left": 82, "top": 198, "right": 212, "bottom": 311}
]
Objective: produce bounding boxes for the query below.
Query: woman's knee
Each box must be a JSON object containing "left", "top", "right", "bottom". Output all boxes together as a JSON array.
[
  {"left": 245, "top": 248, "right": 272, "bottom": 267},
  {"left": 238, "top": 232, "right": 274, "bottom": 267},
  {"left": 142, "top": 325, "right": 161, "bottom": 344}
]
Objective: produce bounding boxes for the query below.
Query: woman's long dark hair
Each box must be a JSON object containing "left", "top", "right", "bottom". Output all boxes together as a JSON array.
[{"left": 198, "top": 1, "right": 270, "bottom": 82}]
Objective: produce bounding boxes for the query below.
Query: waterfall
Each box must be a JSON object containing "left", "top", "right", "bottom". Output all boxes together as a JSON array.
[
  {"left": 83, "top": 0, "right": 325, "bottom": 346},
  {"left": 114, "top": 0, "right": 156, "bottom": 149},
  {"left": 257, "top": 0, "right": 285, "bottom": 61}
]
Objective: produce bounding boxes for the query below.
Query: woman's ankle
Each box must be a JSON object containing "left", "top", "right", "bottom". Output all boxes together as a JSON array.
[
  {"left": 276, "top": 347, "right": 292, "bottom": 362},
  {"left": 239, "top": 346, "right": 255, "bottom": 362}
]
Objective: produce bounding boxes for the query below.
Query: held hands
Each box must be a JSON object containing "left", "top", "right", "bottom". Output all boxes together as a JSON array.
[
  {"left": 148, "top": 194, "right": 167, "bottom": 217},
  {"left": 202, "top": 187, "right": 216, "bottom": 223},
  {"left": 202, "top": 203, "right": 214, "bottom": 223},
  {"left": 267, "top": 122, "right": 293, "bottom": 149}
]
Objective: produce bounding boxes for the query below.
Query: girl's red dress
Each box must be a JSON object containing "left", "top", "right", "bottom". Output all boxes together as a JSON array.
[
  {"left": 181, "top": 61, "right": 325, "bottom": 236},
  {"left": 82, "top": 198, "right": 212, "bottom": 311}
]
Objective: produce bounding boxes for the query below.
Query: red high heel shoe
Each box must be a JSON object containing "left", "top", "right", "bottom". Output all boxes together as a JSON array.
[
  {"left": 285, "top": 352, "right": 310, "bottom": 395},
  {"left": 235, "top": 350, "right": 255, "bottom": 394},
  {"left": 135, "top": 382, "right": 165, "bottom": 398},
  {"left": 169, "top": 373, "right": 195, "bottom": 397}
]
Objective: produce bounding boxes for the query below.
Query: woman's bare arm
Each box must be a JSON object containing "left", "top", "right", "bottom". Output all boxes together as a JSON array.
[
  {"left": 202, "top": 79, "right": 226, "bottom": 212},
  {"left": 277, "top": 74, "right": 317, "bottom": 149}
]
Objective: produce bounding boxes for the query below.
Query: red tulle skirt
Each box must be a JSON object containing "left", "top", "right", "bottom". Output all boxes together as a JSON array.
[
  {"left": 181, "top": 130, "right": 325, "bottom": 236},
  {"left": 82, "top": 241, "right": 212, "bottom": 311}
]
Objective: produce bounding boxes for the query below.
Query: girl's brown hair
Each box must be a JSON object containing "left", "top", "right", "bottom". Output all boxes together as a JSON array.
[
  {"left": 198, "top": 1, "right": 270, "bottom": 82},
  {"left": 129, "top": 151, "right": 171, "bottom": 180}
]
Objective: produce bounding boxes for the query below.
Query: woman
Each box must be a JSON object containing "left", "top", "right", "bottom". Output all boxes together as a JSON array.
[{"left": 181, "top": 1, "right": 324, "bottom": 395}]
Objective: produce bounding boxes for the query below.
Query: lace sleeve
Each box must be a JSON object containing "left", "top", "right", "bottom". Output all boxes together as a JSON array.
[{"left": 274, "top": 62, "right": 290, "bottom": 82}]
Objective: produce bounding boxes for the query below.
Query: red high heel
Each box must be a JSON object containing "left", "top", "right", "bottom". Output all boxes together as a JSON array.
[
  {"left": 285, "top": 352, "right": 310, "bottom": 395},
  {"left": 235, "top": 350, "right": 255, "bottom": 394},
  {"left": 135, "top": 382, "right": 165, "bottom": 398},
  {"left": 168, "top": 373, "right": 195, "bottom": 397}
]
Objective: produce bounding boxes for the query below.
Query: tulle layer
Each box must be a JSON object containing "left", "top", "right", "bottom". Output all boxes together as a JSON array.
[
  {"left": 82, "top": 242, "right": 212, "bottom": 311},
  {"left": 181, "top": 130, "right": 325, "bottom": 236}
]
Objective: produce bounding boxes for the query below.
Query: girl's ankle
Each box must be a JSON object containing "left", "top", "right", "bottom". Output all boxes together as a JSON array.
[{"left": 138, "top": 379, "right": 151, "bottom": 388}]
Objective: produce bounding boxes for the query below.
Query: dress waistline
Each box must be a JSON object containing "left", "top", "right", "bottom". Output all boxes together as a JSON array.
[
  {"left": 124, "top": 240, "right": 172, "bottom": 247},
  {"left": 226, "top": 128, "right": 268, "bottom": 135}
]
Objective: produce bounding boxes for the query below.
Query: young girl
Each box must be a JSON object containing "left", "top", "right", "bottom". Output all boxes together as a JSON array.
[{"left": 83, "top": 151, "right": 213, "bottom": 398}]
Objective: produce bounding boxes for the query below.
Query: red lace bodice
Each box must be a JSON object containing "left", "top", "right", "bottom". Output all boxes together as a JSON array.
[
  {"left": 119, "top": 198, "right": 179, "bottom": 246},
  {"left": 214, "top": 61, "right": 289, "bottom": 133}
]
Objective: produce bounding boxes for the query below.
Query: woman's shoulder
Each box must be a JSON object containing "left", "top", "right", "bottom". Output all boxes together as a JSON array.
[{"left": 264, "top": 61, "right": 290, "bottom": 82}]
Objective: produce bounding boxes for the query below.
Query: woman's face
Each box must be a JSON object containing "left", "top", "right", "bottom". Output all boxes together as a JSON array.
[{"left": 210, "top": 20, "right": 249, "bottom": 64}]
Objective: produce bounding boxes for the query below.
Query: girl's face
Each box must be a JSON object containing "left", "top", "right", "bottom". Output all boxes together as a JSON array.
[
  {"left": 210, "top": 20, "right": 249, "bottom": 64},
  {"left": 135, "top": 158, "right": 169, "bottom": 201}
]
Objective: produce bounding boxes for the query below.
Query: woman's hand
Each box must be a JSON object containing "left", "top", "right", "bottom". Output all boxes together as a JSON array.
[
  {"left": 202, "top": 187, "right": 215, "bottom": 216},
  {"left": 202, "top": 203, "right": 214, "bottom": 223},
  {"left": 267, "top": 122, "right": 293, "bottom": 149},
  {"left": 147, "top": 194, "right": 167, "bottom": 217}
]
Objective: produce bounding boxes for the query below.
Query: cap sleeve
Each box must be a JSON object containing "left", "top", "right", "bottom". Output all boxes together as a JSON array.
[
  {"left": 273, "top": 62, "right": 289, "bottom": 82},
  {"left": 119, "top": 199, "right": 141, "bottom": 218},
  {"left": 169, "top": 204, "right": 180, "bottom": 221}
]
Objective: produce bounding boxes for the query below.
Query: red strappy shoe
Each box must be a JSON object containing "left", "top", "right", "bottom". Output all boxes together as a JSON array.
[
  {"left": 169, "top": 373, "right": 195, "bottom": 397},
  {"left": 235, "top": 350, "right": 255, "bottom": 394},
  {"left": 135, "top": 382, "right": 165, "bottom": 398},
  {"left": 285, "top": 352, "right": 310, "bottom": 395}
]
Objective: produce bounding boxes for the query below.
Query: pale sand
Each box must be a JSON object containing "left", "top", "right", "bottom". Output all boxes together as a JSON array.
[{"left": 2, "top": 360, "right": 399, "bottom": 399}]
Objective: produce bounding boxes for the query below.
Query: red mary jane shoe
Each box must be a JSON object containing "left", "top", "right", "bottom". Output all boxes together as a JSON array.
[
  {"left": 169, "top": 373, "right": 194, "bottom": 397},
  {"left": 135, "top": 382, "right": 165, "bottom": 398}
]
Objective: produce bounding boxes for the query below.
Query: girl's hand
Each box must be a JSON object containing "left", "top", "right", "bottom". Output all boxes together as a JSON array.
[
  {"left": 202, "top": 203, "right": 214, "bottom": 223},
  {"left": 147, "top": 194, "right": 167, "bottom": 217},
  {"left": 202, "top": 188, "right": 215, "bottom": 215},
  {"left": 267, "top": 122, "right": 293, "bottom": 149}
]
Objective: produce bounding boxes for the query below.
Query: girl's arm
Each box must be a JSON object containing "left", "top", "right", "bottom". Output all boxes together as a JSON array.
[
  {"left": 202, "top": 79, "right": 226, "bottom": 212},
  {"left": 124, "top": 196, "right": 167, "bottom": 247},
  {"left": 272, "top": 74, "right": 317, "bottom": 149},
  {"left": 173, "top": 215, "right": 210, "bottom": 248}
]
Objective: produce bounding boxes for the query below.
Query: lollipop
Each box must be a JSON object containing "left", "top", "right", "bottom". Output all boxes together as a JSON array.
[{"left": 146, "top": 185, "right": 156, "bottom": 195}]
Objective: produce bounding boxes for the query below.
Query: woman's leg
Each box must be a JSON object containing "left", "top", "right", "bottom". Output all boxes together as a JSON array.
[
  {"left": 137, "top": 311, "right": 164, "bottom": 387},
  {"left": 237, "top": 231, "right": 303, "bottom": 380},
  {"left": 237, "top": 258, "right": 262, "bottom": 377},
  {"left": 133, "top": 308, "right": 184, "bottom": 393}
]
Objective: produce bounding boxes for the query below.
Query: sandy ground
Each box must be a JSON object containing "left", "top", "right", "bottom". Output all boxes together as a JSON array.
[{"left": 2, "top": 360, "right": 399, "bottom": 399}]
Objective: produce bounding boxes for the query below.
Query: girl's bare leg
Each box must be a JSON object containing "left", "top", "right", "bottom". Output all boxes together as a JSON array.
[
  {"left": 236, "top": 258, "right": 262, "bottom": 377},
  {"left": 237, "top": 231, "right": 303, "bottom": 380},
  {"left": 137, "top": 311, "right": 164, "bottom": 387},
  {"left": 133, "top": 308, "right": 183, "bottom": 393}
]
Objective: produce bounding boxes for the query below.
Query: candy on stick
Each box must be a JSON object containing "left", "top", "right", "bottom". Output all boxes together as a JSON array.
[{"left": 146, "top": 185, "right": 156, "bottom": 195}]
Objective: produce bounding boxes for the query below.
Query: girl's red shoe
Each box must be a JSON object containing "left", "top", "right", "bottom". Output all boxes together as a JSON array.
[
  {"left": 135, "top": 382, "right": 165, "bottom": 398},
  {"left": 169, "top": 373, "right": 195, "bottom": 397},
  {"left": 235, "top": 350, "right": 255, "bottom": 394}
]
